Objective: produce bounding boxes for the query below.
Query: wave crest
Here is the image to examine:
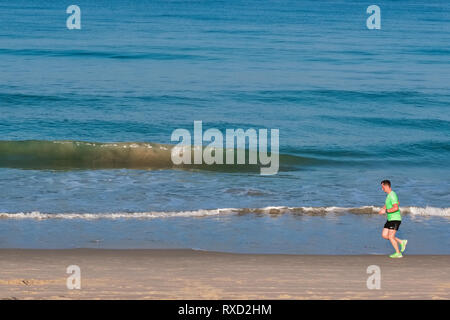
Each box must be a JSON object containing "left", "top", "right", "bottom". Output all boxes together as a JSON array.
[{"left": 0, "top": 140, "right": 319, "bottom": 171}]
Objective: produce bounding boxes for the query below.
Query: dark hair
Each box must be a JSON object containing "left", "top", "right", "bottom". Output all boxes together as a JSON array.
[{"left": 381, "top": 180, "right": 391, "bottom": 187}]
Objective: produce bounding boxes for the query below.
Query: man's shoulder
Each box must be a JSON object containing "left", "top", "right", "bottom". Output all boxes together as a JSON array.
[{"left": 389, "top": 191, "right": 399, "bottom": 201}]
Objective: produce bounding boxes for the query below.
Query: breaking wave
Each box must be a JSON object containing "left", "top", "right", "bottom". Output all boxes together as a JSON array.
[
  {"left": 0, "top": 140, "right": 324, "bottom": 171},
  {"left": 0, "top": 206, "right": 448, "bottom": 220}
]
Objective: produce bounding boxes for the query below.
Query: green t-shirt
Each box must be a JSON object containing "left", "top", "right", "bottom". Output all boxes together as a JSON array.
[{"left": 385, "top": 191, "right": 401, "bottom": 221}]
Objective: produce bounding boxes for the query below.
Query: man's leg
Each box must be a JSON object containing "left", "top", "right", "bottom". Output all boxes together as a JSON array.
[
  {"left": 388, "top": 229, "right": 400, "bottom": 253},
  {"left": 382, "top": 228, "right": 390, "bottom": 240}
]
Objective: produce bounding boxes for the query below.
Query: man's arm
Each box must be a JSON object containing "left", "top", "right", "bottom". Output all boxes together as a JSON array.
[
  {"left": 378, "top": 205, "right": 386, "bottom": 215},
  {"left": 386, "top": 203, "right": 399, "bottom": 213}
]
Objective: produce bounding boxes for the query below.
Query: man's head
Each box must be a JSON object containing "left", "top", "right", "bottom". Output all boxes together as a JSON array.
[{"left": 381, "top": 180, "right": 391, "bottom": 193}]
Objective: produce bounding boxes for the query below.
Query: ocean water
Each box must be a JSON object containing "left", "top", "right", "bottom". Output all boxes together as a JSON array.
[{"left": 0, "top": 0, "right": 449, "bottom": 253}]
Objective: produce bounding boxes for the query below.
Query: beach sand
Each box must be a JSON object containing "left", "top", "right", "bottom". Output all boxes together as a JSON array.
[{"left": 0, "top": 249, "right": 448, "bottom": 300}]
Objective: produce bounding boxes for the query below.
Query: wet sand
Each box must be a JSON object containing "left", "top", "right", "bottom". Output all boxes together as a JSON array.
[{"left": 0, "top": 249, "right": 448, "bottom": 300}]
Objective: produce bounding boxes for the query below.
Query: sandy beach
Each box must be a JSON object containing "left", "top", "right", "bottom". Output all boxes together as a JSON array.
[{"left": 0, "top": 249, "right": 448, "bottom": 300}]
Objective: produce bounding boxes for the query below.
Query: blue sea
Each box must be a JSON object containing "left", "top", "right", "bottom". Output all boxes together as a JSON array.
[{"left": 0, "top": 0, "right": 449, "bottom": 254}]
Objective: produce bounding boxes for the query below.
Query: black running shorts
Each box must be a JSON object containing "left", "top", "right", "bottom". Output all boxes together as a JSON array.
[{"left": 384, "top": 220, "right": 401, "bottom": 231}]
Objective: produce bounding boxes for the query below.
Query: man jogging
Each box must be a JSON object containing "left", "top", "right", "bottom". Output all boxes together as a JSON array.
[{"left": 378, "top": 180, "right": 407, "bottom": 258}]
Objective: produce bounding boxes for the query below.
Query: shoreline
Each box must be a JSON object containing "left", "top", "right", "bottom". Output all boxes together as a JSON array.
[{"left": 0, "top": 249, "right": 449, "bottom": 300}]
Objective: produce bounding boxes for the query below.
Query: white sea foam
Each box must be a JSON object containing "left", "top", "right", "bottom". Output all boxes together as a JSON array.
[
  {"left": 0, "top": 208, "right": 238, "bottom": 220},
  {"left": 406, "top": 206, "right": 450, "bottom": 217},
  {"left": 0, "top": 206, "right": 448, "bottom": 220}
]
